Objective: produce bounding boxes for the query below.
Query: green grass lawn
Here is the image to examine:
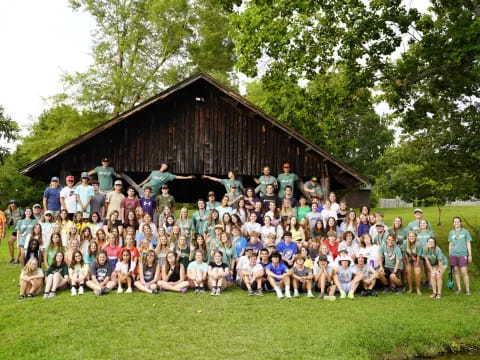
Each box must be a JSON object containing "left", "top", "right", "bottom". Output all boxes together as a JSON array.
[{"left": 1, "top": 207, "right": 479, "bottom": 360}]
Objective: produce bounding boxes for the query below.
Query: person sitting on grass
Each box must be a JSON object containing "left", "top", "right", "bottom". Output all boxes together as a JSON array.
[
  {"left": 207, "top": 250, "right": 231, "bottom": 296},
  {"left": 115, "top": 249, "right": 135, "bottom": 294},
  {"left": 134, "top": 250, "right": 160, "bottom": 294},
  {"left": 158, "top": 251, "right": 189, "bottom": 293},
  {"left": 276, "top": 231, "right": 297, "bottom": 267},
  {"left": 353, "top": 254, "right": 378, "bottom": 297},
  {"left": 44, "top": 252, "right": 69, "bottom": 299},
  {"left": 424, "top": 237, "right": 449, "bottom": 299},
  {"left": 378, "top": 234, "right": 404, "bottom": 294},
  {"left": 19, "top": 258, "right": 44, "bottom": 300},
  {"left": 86, "top": 250, "right": 116, "bottom": 296},
  {"left": 332, "top": 255, "right": 362, "bottom": 299},
  {"left": 238, "top": 252, "right": 264, "bottom": 296},
  {"left": 187, "top": 250, "right": 208, "bottom": 293},
  {"left": 291, "top": 254, "right": 314, "bottom": 298},
  {"left": 68, "top": 250, "right": 89, "bottom": 296},
  {"left": 402, "top": 231, "right": 423, "bottom": 295},
  {"left": 266, "top": 251, "right": 292, "bottom": 298},
  {"left": 313, "top": 255, "right": 336, "bottom": 300}
]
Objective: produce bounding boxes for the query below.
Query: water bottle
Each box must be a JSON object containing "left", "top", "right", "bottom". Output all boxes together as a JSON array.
[{"left": 369, "top": 259, "right": 374, "bottom": 268}]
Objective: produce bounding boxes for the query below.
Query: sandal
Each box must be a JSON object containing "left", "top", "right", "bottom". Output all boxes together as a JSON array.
[
  {"left": 26, "top": 293, "right": 34, "bottom": 298},
  {"left": 466, "top": 291, "right": 471, "bottom": 296},
  {"left": 430, "top": 293, "right": 437, "bottom": 298},
  {"left": 18, "top": 295, "right": 25, "bottom": 300},
  {"left": 455, "top": 289, "right": 462, "bottom": 295},
  {"left": 435, "top": 294, "right": 442, "bottom": 299}
]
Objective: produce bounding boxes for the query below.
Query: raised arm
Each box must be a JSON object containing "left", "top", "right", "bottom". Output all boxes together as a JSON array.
[
  {"left": 175, "top": 175, "right": 195, "bottom": 180},
  {"left": 201, "top": 175, "right": 222, "bottom": 183}
]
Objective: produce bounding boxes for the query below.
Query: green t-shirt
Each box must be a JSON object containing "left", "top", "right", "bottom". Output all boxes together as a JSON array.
[
  {"left": 407, "top": 219, "right": 432, "bottom": 233},
  {"left": 257, "top": 175, "right": 277, "bottom": 195},
  {"left": 304, "top": 181, "right": 323, "bottom": 196},
  {"left": 156, "top": 194, "right": 176, "bottom": 212},
  {"left": 379, "top": 244, "right": 403, "bottom": 270},
  {"left": 143, "top": 171, "right": 176, "bottom": 195},
  {"left": 373, "top": 230, "right": 390, "bottom": 246},
  {"left": 192, "top": 210, "right": 210, "bottom": 235},
  {"left": 277, "top": 173, "right": 299, "bottom": 198},
  {"left": 423, "top": 246, "right": 448, "bottom": 267},
  {"left": 448, "top": 228, "right": 472, "bottom": 257},
  {"left": 93, "top": 166, "right": 117, "bottom": 191},
  {"left": 221, "top": 179, "right": 243, "bottom": 196},
  {"left": 401, "top": 241, "right": 423, "bottom": 259},
  {"left": 392, "top": 228, "right": 408, "bottom": 246},
  {"left": 296, "top": 206, "right": 311, "bottom": 222},
  {"left": 416, "top": 231, "right": 434, "bottom": 250}
]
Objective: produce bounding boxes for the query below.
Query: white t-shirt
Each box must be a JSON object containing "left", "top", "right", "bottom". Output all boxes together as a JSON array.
[
  {"left": 239, "top": 262, "right": 263, "bottom": 281},
  {"left": 358, "top": 245, "right": 380, "bottom": 268},
  {"left": 321, "top": 208, "right": 337, "bottom": 227},
  {"left": 242, "top": 222, "right": 261, "bottom": 236},
  {"left": 60, "top": 186, "right": 77, "bottom": 213},
  {"left": 313, "top": 263, "right": 333, "bottom": 276},
  {"left": 260, "top": 225, "right": 277, "bottom": 243},
  {"left": 115, "top": 260, "right": 136, "bottom": 274}
]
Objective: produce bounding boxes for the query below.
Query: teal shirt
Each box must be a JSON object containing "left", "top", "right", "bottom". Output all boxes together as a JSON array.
[
  {"left": 373, "top": 231, "right": 390, "bottom": 246},
  {"left": 93, "top": 166, "right": 116, "bottom": 191},
  {"left": 15, "top": 218, "right": 37, "bottom": 246},
  {"left": 392, "top": 228, "right": 408, "bottom": 246},
  {"left": 257, "top": 175, "right": 277, "bottom": 195},
  {"left": 277, "top": 173, "right": 299, "bottom": 198},
  {"left": 143, "top": 171, "right": 176, "bottom": 195},
  {"left": 296, "top": 206, "right": 311, "bottom": 222},
  {"left": 402, "top": 241, "right": 423, "bottom": 259},
  {"left": 416, "top": 231, "right": 434, "bottom": 250},
  {"left": 192, "top": 210, "right": 210, "bottom": 235},
  {"left": 407, "top": 219, "right": 432, "bottom": 233},
  {"left": 423, "top": 246, "right": 448, "bottom": 267},
  {"left": 448, "top": 228, "right": 472, "bottom": 257},
  {"left": 379, "top": 244, "right": 403, "bottom": 270},
  {"left": 220, "top": 179, "right": 243, "bottom": 196}
]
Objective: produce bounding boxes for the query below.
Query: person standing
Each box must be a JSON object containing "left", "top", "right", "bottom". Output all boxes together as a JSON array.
[
  {"left": 5, "top": 200, "right": 24, "bottom": 263},
  {"left": 139, "top": 161, "right": 194, "bottom": 197},
  {"left": 407, "top": 208, "right": 432, "bottom": 232},
  {"left": 139, "top": 186, "right": 156, "bottom": 218},
  {"left": 156, "top": 184, "right": 176, "bottom": 215},
  {"left": 105, "top": 180, "right": 125, "bottom": 218},
  {"left": 277, "top": 163, "right": 299, "bottom": 199},
  {"left": 120, "top": 186, "right": 140, "bottom": 222},
  {"left": 202, "top": 170, "right": 244, "bottom": 196},
  {"left": 88, "top": 157, "right": 121, "bottom": 194},
  {"left": 43, "top": 176, "right": 62, "bottom": 218},
  {"left": 253, "top": 166, "right": 277, "bottom": 197},
  {"left": 60, "top": 175, "right": 77, "bottom": 220},
  {"left": 192, "top": 199, "right": 210, "bottom": 236},
  {"left": 89, "top": 180, "right": 106, "bottom": 220},
  {"left": 448, "top": 217, "right": 473, "bottom": 296},
  {"left": 205, "top": 191, "right": 220, "bottom": 211},
  {"left": 75, "top": 172, "right": 94, "bottom": 220}
]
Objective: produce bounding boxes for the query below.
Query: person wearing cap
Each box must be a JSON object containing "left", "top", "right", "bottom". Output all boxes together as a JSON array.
[
  {"left": 202, "top": 170, "right": 244, "bottom": 197},
  {"left": 225, "top": 183, "right": 243, "bottom": 208},
  {"left": 238, "top": 252, "right": 264, "bottom": 296},
  {"left": 89, "top": 180, "right": 106, "bottom": 220},
  {"left": 313, "top": 255, "right": 336, "bottom": 299},
  {"left": 60, "top": 175, "right": 77, "bottom": 220},
  {"left": 88, "top": 158, "right": 121, "bottom": 194},
  {"left": 5, "top": 200, "right": 24, "bottom": 263},
  {"left": 32, "top": 204, "right": 43, "bottom": 222},
  {"left": 372, "top": 222, "right": 389, "bottom": 246},
  {"left": 353, "top": 254, "right": 378, "bottom": 296},
  {"left": 290, "top": 254, "right": 314, "bottom": 297},
  {"left": 369, "top": 212, "right": 389, "bottom": 239},
  {"left": 276, "top": 231, "right": 298, "bottom": 267},
  {"left": 105, "top": 180, "right": 125, "bottom": 218},
  {"left": 205, "top": 191, "right": 220, "bottom": 211},
  {"left": 254, "top": 166, "right": 277, "bottom": 197},
  {"left": 43, "top": 176, "right": 62, "bottom": 218},
  {"left": 139, "top": 162, "right": 194, "bottom": 197},
  {"left": 276, "top": 163, "right": 299, "bottom": 199},
  {"left": 378, "top": 233, "right": 404, "bottom": 294},
  {"left": 266, "top": 251, "right": 292, "bottom": 298},
  {"left": 407, "top": 208, "right": 432, "bottom": 233},
  {"left": 156, "top": 184, "right": 176, "bottom": 215},
  {"left": 74, "top": 172, "right": 95, "bottom": 220},
  {"left": 303, "top": 176, "right": 323, "bottom": 203},
  {"left": 333, "top": 255, "right": 362, "bottom": 299}
]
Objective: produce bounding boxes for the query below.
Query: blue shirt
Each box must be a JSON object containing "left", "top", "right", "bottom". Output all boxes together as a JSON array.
[
  {"left": 266, "top": 262, "right": 288, "bottom": 276},
  {"left": 233, "top": 237, "right": 247, "bottom": 257},
  {"left": 277, "top": 241, "right": 298, "bottom": 260},
  {"left": 43, "top": 187, "right": 62, "bottom": 211},
  {"left": 140, "top": 197, "right": 156, "bottom": 217}
]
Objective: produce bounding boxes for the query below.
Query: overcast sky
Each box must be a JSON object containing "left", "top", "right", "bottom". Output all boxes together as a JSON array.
[{"left": 0, "top": 0, "right": 431, "bottom": 135}]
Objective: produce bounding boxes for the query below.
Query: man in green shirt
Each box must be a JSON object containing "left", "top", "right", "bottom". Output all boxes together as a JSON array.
[
  {"left": 303, "top": 177, "right": 323, "bottom": 203},
  {"left": 202, "top": 171, "right": 244, "bottom": 196},
  {"left": 156, "top": 184, "right": 176, "bottom": 214},
  {"left": 277, "top": 163, "right": 299, "bottom": 198},
  {"left": 192, "top": 199, "right": 210, "bottom": 235},
  {"left": 253, "top": 166, "right": 277, "bottom": 196},
  {"left": 139, "top": 162, "right": 195, "bottom": 196},
  {"left": 88, "top": 158, "right": 121, "bottom": 193},
  {"left": 407, "top": 208, "right": 432, "bottom": 232}
]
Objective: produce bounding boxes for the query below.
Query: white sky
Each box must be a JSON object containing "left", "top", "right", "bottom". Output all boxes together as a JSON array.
[{"left": 0, "top": 0, "right": 430, "bottom": 137}]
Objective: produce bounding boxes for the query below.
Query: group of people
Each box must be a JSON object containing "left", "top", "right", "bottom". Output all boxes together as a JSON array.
[{"left": 1, "top": 159, "right": 473, "bottom": 301}]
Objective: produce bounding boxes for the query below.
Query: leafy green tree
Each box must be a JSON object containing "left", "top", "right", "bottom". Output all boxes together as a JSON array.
[{"left": 0, "top": 106, "right": 19, "bottom": 164}]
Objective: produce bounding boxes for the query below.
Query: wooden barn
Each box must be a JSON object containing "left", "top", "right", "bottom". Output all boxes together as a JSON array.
[{"left": 21, "top": 72, "right": 370, "bottom": 206}]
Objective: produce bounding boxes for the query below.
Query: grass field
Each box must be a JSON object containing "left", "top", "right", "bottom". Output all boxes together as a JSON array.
[{"left": 1, "top": 206, "right": 479, "bottom": 360}]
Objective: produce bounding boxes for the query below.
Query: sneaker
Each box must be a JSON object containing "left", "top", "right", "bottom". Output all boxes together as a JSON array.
[
  {"left": 382, "top": 287, "right": 391, "bottom": 294},
  {"left": 455, "top": 289, "right": 462, "bottom": 295},
  {"left": 78, "top": 286, "right": 84, "bottom": 295},
  {"left": 215, "top": 287, "right": 221, "bottom": 296},
  {"left": 324, "top": 295, "right": 336, "bottom": 301},
  {"left": 255, "top": 289, "right": 264, "bottom": 296},
  {"left": 307, "top": 292, "right": 314, "bottom": 298},
  {"left": 71, "top": 287, "right": 77, "bottom": 296},
  {"left": 94, "top": 290, "right": 101, "bottom": 296},
  {"left": 211, "top": 287, "right": 217, "bottom": 296},
  {"left": 318, "top": 292, "right": 325, "bottom": 299},
  {"left": 117, "top": 287, "right": 123, "bottom": 294},
  {"left": 293, "top": 290, "right": 300, "bottom": 298},
  {"left": 396, "top": 287, "right": 404, "bottom": 295},
  {"left": 248, "top": 289, "right": 255, "bottom": 296},
  {"left": 14, "top": 260, "right": 20, "bottom": 264},
  {"left": 340, "top": 291, "right": 346, "bottom": 299},
  {"left": 48, "top": 292, "right": 56, "bottom": 298},
  {"left": 348, "top": 291, "right": 354, "bottom": 300},
  {"left": 43, "top": 293, "right": 49, "bottom": 299},
  {"left": 199, "top": 287, "right": 205, "bottom": 294},
  {"left": 18, "top": 295, "right": 25, "bottom": 301},
  {"left": 371, "top": 291, "right": 378, "bottom": 297},
  {"left": 125, "top": 287, "right": 132, "bottom": 294},
  {"left": 275, "top": 289, "right": 284, "bottom": 298},
  {"left": 102, "top": 287, "right": 111, "bottom": 294},
  {"left": 26, "top": 293, "right": 34, "bottom": 298},
  {"left": 9, "top": 258, "right": 15, "bottom": 263},
  {"left": 194, "top": 287, "right": 200, "bottom": 294},
  {"left": 285, "top": 291, "right": 292, "bottom": 299}
]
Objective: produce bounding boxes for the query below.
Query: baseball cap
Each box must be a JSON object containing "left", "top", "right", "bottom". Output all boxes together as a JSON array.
[
  {"left": 8, "top": 200, "right": 17, "bottom": 205},
  {"left": 208, "top": 191, "right": 215, "bottom": 196},
  {"left": 311, "top": 177, "right": 318, "bottom": 182},
  {"left": 44, "top": 210, "right": 54, "bottom": 216},
  {"left": 375, "top": 222, "right": 385, "bottom": 227},
  {"left": 33, "top": 203, "right": 41, "bottom": 209},
  {"left": 282, "top": 162, "right": 290, "bottom": 168},
  {"left": 114, "top": 180, "right": 122, "bottom": 186},
  {"left": 101, "top": 157, "right": 110, "bottom": 163},
  {"left": 66, "top": 175, "right": 74, "bottom": 182},
  {"left": 414, "top": 208, "right": 423, "bottom": 213},
  {"left": 51, "top": 176, "right": 59, "bottom": 182},
  {"left": 81, "top": 172, "right": 89, "bottom": 179}
]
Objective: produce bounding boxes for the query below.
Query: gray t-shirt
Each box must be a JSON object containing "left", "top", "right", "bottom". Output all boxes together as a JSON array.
[
  {"left": 292, "top": 266, "right": 312, "bottom": 277},
  {"left": 336, "top": 266, "right": 355, "bottom": 284},
  {"left": 90, "top": 192, "right": 106, "bottom": 218}
]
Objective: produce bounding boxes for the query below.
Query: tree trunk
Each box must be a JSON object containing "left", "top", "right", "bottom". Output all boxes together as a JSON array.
[{"left": 437, "top": 205, "right": 442, "bottom": 226}]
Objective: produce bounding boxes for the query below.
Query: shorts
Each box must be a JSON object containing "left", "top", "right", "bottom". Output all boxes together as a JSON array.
[
  {"left": 339, "top": 282, "right": 350, "bottom": 293},
  {"left": 225, "top": 275, "right": 233, "bottom": 282},
  {"left": 384, "top": 267, "right": 398, "bottom": 278},
  {"left": 240, "top": 280, "right": 259, "bottom": 290},
  {"left": 450, "top": 256, "right": 469, "bottom": 268},
  {"left": 11, "top": 231, "right": 17, "bottom": 237}
]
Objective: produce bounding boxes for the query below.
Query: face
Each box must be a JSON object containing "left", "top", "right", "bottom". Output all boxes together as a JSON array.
[
  {"left": 324, "top": 200, "right": 331, "bottom": 209},
  {"left": 311, "top": 203, "right": 318, "bottom": 211},
  {"left": 414, "top": 211, "right": 422, "bottom": 219},
  {"left": 453, "top": 218, "right": 461, "bottom": 227},
  {"left": 180, "top": 208, "right": 188, "bottom": 218},
  {"left": 91, "top": 213, "right": 99, "bottom": 222},
  {"left": 93, "top": 183, "right": 99, "bottom": 192},
  {"left": 196, "top": 236, "right": 204, "bottom": 245},
  {"left": 349, "top": 211, "right": 355, "bottom": 220},
  {"left": 29, "top": 259, "right": 39, "bottom": 270},
  {"left": 214, "top": 253, "right": 222, "bottom": 263},
  {"left": 328, "top": 218, "right": 336, "bottom": 227},
  {"left": 74, "top": 252, "right": 83, "bottom": 262},
  {"left": 167, "top": 253, "right": 176, "bottom": 263},
  {"left": 264, "top": 216, "right": 271, "bottom": 225},
  {"left": 25, "top": 209, "right": 32, "bottom": 217},
  {"left": 420, "top": 220, "right": 428, "bottom": 229},
  {"left": 161, "top": 186, "right": 168, "bottom": 193},
  {"left": 427, "top": 238, "right": 436, "bottom": 248},
  {"left": 263, "top": 167, "right": 270, "bottom": 175},
  {"left": 329, "top": 193, "right": 336, "bottom": 203},
  {"left": 249, "top": 256, "right": 257, "bottom": 266},
  {"left": 160, "top": 163, "right": 168, "bottom": 171},
  {"left": 250, "top": 213, "right": 257, "bottom": 222},
  {"left": 98, "top": 253, "right": 107, "bottom": 265},
  {"left": 52, "top": 234, "right": 61, "bottom": 244},
  {"left": 301, "top": 248, "right": 308, "bottom": 256},
  {"left": 271, "top": 255, "right": 280, "bottom": 264},
  {"left": 179, "top": 236, "right": 186, "bottom": 245},
  {"left": 122, "top": 251, "right": 131, "bottom": 261},
  {"left": 376, "top": 225, "right": 384, "bottom": 233},
  {"left": 147, "top": 252, "right": 156, "bottom": 262},
  {"left": 386, "top": 236, "right": 395, "bottom": 247},
  {"left": 144, "top": 188, "right": 151, "bottom": 197},
  {"left": 127, "top": 189, "right": 135, "bottom": 197},
  {"left": 299, "top": 198, "right": 306, "bottom": 205},
  {"left": 269, "top": 202, "right": 276, "bottom": 211},
  {"left": 195, "top": 252, "right": 203, "bottom": 262},
  {"left": 67, "top": 178, "right": 74, "bottom": 186},
  {"left": 283, "top": 165, "right": 290, "bottom": 173},
  {"left": 55, "top": 253, "right": 63, "bottom": 263},
  {"left": 198, "top": 200, "right": 205, "bottom": 209},
  {"left": 266, "top": 185, "right": 274, "bottom": 194},
  {"left": 144, "top": 214, "right": 151, "bottom": 223}
]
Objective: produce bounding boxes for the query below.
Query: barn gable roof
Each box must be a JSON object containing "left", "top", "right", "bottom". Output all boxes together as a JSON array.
[{"left": 21, "top": 72, "right": 369, "bottom": 186}]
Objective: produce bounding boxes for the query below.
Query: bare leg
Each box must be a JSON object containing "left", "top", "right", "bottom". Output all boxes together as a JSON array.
[
  {"left": 460, "top": 266, "right": 470, "bottom": 294},
  {"left": 134, "top": 281, "right": 153, "bottom": 294},
  {"left": 8, "top": 235, "right": 16, "bottom": 260},
  {"left": 454, "top": 266, "right": 462, "bottom": 292}
]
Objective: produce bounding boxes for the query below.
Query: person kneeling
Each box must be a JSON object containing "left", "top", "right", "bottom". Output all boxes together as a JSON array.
[
  {"left": 291, "top": 254, "right": 314, "bottom": 298},
  {"left": 207, "top": 250, "right": 231, "bottom": 296},
  {"left": 239, "top": 252, "right": 264, "bottom": 296},
  {"left": 19, "top": 258, "right": 44, "bottom": 300},
  {"left": 266, "top": 251, "right": 292, "bottom": 298}
]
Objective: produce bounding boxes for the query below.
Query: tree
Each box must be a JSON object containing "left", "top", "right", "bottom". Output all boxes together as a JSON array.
[
  {"left": 0, "top": 106, "right": 19, "bottom": 164},
  {"left": 66, "top": 0, "right": 237, "bottom": 115}
]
